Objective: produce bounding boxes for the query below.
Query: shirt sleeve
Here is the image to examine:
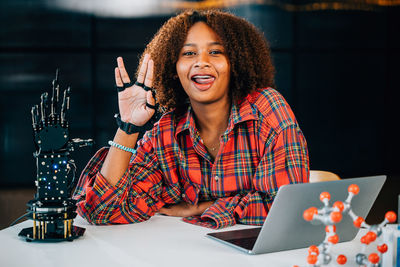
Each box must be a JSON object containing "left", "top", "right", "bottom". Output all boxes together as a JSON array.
[
  {"left": 73, "top": 133, "right": 166, "bottom": 225},
  {"left": 183, "top": 124, "right": 309, "bottom": 229}
]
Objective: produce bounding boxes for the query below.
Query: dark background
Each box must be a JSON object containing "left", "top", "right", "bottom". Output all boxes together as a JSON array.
[{"left": 0, "top": 1, "right": 399, "bottom": 227}]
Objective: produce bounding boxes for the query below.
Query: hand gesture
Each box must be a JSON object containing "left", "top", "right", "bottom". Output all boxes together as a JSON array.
[{"left": 115, "top": 54, "right": 156, "bottom": 126}]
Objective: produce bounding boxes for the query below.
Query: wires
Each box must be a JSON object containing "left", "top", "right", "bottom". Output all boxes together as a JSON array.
[
  {"left": 67, "top": 159, "right": 78, "bottom": 196},
  {"left": 10, "top": 212, "right": 33, "bottom": 227}
]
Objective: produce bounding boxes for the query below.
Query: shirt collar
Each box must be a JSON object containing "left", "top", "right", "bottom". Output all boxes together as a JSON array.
[
  {"left": 175, "top": 97, "right": 258, "bottom": 138},
  {"left": 175, "top": 105, "right": 196, "bottom": 137},
  {"left": 224, "top": 97, "right": 258, "bottom": 135}
]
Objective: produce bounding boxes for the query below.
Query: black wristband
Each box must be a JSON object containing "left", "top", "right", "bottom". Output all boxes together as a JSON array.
[{"left": 114, "top": 114, "right": 154, "bottom": 135}]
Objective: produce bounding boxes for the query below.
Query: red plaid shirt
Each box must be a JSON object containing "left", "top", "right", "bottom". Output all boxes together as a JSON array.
[{"left": 73, "top": 88, "right": 309, "bottom": 229}]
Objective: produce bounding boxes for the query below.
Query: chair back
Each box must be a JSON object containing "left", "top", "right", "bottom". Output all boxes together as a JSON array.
[{"left": 309, "top": 170, "right": 340, "bottom": 183}]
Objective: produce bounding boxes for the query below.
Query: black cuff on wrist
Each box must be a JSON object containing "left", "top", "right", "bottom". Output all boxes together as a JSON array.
[{"left": 114, "top": 114, "right": 155, "bottom": 135}]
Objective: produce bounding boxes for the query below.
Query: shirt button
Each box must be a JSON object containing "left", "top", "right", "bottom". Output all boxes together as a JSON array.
[{"left": 215, "top": 176, "right": 220, "bottom": 182}]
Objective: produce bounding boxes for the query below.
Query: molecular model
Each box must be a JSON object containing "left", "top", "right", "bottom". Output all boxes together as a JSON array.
[{"left": 294, "top": 184, "right": 397, "bottom": 267}]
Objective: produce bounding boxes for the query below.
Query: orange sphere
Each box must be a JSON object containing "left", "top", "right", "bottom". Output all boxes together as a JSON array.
[
  {"left": 336, "top": 255, "right": 347, "bottom": 265},
  {"left": 303, "top": 207, "right": 318, "bottom": 221},
  {"left": 333, "top": 201, "right": 344, "bottom": 212},
  {"left": 366, "top": 231, "right": 377, "bottom": 242},
  {"left": 308, "top": 245, "right": 319, "bottom": 255},
  {"left": 385, "top": 211, "right": 397, "bottom": 223},
  {"left": 348, "top": 184, "right": 360, "bottom": 194},
  {"left": 377, "top": 243, "right": 388, "bottom": 253},
  {"left": 330, "top": 211, "right": 342, "bottom": 223},
  {"left": 368, "top": 253, "right": 380, "bottom": 264},
  {"left": 328, "top": 234, "right": 339, "bottom": 244},
  {"left": 361, "top": 235, "right": 370, "bottom": 245},
  {"left": 320, "top": 192, "right": 331, "bottom": 202},
  {"left": 325, "top": 225, "right": 336, "bottom": 233},
  {"left": 307, "top": 254, "right": 318, "bottom": 265},
  {"left": 353, "top": 216, "right": 364, "bottom": 228}
]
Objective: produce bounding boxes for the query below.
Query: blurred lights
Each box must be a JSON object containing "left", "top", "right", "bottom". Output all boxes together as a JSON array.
[
  {"left": 171, "top": 0, "right": 400, "bottom": 11},
  {"left": 47, "top": 0, "right": 400, "bottom": 16},
  {"left": 48, "top": 0, "right": 177, "bottom": 17}
]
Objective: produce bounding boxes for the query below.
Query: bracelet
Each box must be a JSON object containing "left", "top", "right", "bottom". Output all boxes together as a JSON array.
[
  {"left": 115, "top": 114, "right": 153, "bottom": 135},
  {"left": 108, "top": 140, "right": 136, "bottom": 154}
]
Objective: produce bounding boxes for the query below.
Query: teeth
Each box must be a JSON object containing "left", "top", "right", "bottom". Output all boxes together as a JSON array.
[{"left": 193, "top": 75, "right": 212, "bottom": 79}]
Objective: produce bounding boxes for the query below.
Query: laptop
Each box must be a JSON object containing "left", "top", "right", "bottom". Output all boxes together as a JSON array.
[{"left": 206, "top": 175, "right": 386, "bottom": 254}]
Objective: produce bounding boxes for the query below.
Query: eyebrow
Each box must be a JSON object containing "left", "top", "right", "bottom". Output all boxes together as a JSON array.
[{"left": 183, "top": 42, "right": 223, "bottom": 47}]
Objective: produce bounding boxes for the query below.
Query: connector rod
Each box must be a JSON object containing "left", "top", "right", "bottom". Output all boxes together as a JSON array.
[
  {"left": 61, "top": 89, "right": 66, "bottom": 124},
  {"left": 31, "top": 106, "right": 37, "bottom": 129},
  {"left": 40, "top": 92, "right": 48, "bottom": 123},
  {"left": 66, "top": 87, "right": 71, "bottom": 110}
]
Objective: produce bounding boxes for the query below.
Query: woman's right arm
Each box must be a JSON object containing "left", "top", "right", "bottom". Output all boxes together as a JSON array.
[
  {"left": 100, "top": 55, "right": 155, "bottom": 186},
  {"left": 74, "top": 132, "right": 165, "bottom": 225},
  {"left": 73, "top": 55, "right": 166, "bottom": 224}
]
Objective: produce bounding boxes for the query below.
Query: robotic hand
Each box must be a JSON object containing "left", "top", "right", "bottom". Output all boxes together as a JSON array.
[
  {"left": 19, "top": 70, "right": 92, "bottom": 242},
  {"left": 31, "top": 70, "right": 93, "bottom": 152},
  {"left": 30, "top": 69, "right": 93, "bottom": 200}
]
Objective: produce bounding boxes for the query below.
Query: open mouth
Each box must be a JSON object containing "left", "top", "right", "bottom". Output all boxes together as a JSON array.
[{"left": 191, "top": 75, "right": 215, "bottom": 85}]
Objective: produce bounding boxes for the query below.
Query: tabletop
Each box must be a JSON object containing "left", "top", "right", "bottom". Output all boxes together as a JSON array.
[{"left": 0, "top": 214, "right": 368, "bottom": 267}]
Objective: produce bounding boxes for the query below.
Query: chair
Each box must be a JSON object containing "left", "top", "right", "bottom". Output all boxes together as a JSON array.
[{"left": 309, "top": 170, "right": 340, "bottom": 183}]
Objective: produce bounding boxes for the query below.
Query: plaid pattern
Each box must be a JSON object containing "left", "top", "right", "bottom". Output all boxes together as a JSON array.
[{"left": 73, "top": 88, "right": 309, "bottom": 229}]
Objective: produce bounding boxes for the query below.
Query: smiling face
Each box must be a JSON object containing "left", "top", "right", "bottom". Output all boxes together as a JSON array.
[{"left": 176, "top": 22, "right": 230, "bottom": 106}]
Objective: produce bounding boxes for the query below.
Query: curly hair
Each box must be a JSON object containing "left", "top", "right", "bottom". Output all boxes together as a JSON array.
[{"left": 136, "top": 9, "right": 275, "bottom": 112}]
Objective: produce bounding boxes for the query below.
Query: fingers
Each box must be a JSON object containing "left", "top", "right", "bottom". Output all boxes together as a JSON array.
[
  {"left": 115, "top": 67, "right": 123, "bottom": 87},
  {"left": 158, "top": 208, "right": 170, "bottom": 216},
  {"left": 144, "top": 59, "right": 154, "bottom": 88},
  {"left": 146, "top": 90, "right": 156, "bottom": 110},
  {"left": 137, "top": 54, "right": 150, "bottom": 84},
  {"left": 117, "top": 57, "right": 131, "bottom": 84},
  {"left": 115, "top": 54, "right": 154, "bottom": 95}
]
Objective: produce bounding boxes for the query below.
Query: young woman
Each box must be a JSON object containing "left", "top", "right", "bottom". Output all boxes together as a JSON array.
[{"left": 73, "top": 10, "right": 309, "bottom": 229}]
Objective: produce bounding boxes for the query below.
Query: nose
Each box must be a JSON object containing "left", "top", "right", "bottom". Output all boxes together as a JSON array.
[{"left": 194, "top": 51, "right": 210, "bottom": 68}]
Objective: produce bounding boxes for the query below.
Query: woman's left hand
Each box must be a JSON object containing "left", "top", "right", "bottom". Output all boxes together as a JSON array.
[{"left": 159, "top": 201, "right": 214, "bottom": 217}]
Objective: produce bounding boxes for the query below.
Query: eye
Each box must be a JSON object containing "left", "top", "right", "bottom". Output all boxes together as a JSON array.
[
  {"left": 182, "top": 51, "right": 196, "bottom": 56},
  {"left": 210, "top": 50, "right": 223, "bottom": 55}
]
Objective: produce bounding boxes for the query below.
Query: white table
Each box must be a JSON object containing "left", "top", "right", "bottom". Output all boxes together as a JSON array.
[{"left": 0, "top": 214, "right": 368, "bottom": 267}]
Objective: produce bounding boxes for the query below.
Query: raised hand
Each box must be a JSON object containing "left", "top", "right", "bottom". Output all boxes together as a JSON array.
[{"left": 115, "top": 54, "right": 156, "bottom": 126}]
